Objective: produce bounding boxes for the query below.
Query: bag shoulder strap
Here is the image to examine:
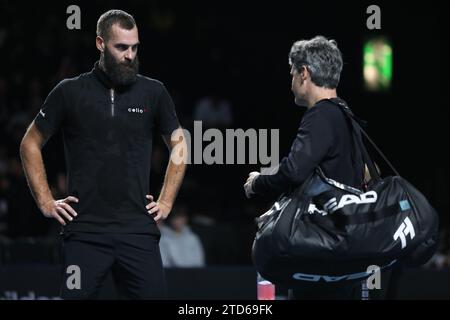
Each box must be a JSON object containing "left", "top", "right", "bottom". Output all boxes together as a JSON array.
[{"left": 326, "top": 98, "right": 400, "bottom": 181}]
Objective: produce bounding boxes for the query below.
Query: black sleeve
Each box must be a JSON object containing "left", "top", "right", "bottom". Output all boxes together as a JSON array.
[
  {"left": 253, "top": 107, "right": 334, "bottom": 196},
  {"left": 156, "top": 85, "right": 180, "bottom": 135},
  {"left": 34, "top": 80, "right": 67, "bottom": 138}
]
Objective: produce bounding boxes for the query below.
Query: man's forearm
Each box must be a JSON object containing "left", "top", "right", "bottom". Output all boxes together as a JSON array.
[
  {"left": 157, "top": 159, "right": 186, "bottom": 209},
  {"left": 253, "top": 163, "right": 293, "bottom": 196},
  {"left": 20, "top": 141, "right": 53, "bottom": 209}
]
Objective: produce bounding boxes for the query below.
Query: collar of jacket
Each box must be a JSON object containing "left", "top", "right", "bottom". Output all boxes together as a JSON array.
[{"left": 92, "top": 61, "right": 135, "bottom": 92}]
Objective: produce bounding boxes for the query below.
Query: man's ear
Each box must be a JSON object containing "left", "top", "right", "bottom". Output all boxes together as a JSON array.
[
  {"left": 300, "top": 65, "right": 309, "bottom": 81},
  {"left": 95, "top": 36, "right": 105, "bottom": 53}
]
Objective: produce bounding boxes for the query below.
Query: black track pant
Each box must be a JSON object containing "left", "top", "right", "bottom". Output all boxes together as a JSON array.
[{"left": 60, "top": 232, "right": 166, "bottom": 299}]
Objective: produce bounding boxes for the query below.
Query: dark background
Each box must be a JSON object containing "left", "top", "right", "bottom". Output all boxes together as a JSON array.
[{"left": 0, "top": 0, "right": 449, "bottom": 266}]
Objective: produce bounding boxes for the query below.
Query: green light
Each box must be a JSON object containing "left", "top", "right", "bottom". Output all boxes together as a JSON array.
[{"left": 363, "top": 37, "right": 393, "bottom": 91}]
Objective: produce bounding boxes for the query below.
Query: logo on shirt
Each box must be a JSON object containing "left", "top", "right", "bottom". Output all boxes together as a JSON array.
[
  {"left": 128, "top": 107, "right": 149, "bottom": 114},
  {"left": 39, "top": 109, "right": 46, "bottom": 118}
]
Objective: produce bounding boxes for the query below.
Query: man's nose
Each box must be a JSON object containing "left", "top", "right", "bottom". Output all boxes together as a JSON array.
[{"left": 124, "top": 48, "right": 133, "bottom": 60}]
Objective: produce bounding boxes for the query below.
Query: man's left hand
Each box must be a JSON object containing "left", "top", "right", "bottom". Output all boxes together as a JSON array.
[{"left": 146, "top": 195, "right": 172, "bottom": 221}]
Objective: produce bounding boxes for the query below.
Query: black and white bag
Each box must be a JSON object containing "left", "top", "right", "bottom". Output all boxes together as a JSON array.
[{"left": 252, "top": 99, "right": 439, "bottom": 286}]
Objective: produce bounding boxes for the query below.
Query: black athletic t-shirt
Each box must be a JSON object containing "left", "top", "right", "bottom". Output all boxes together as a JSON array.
[
  {"left": 253, "top": 98, "right": 364, "bottom": 196},
  {"left": 34, "top": 63, "right": 180, "bottom": 234}
]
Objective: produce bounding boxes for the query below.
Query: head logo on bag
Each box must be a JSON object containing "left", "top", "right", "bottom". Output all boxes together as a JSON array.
[
  {"left": 308, "top": 190, "right": 378, "bottom": 215},
  {"left": 291, "top": 260, "right": 396, "bottom": 282},
  {"left": 324, "top": 191, "right": 378, "bottom": 213}
]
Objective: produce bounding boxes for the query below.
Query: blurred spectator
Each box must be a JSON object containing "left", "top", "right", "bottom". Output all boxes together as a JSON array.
[
  {"left": 423, "top": 228, "right": 450, "bottom": 269},
  {"left": 193, "top": 94, "right": 233, "bottom": 128},
  {"left": 159, "top": 204, "right": 205, "bottom": 267},
  {"left": 424, "top": 252, "right": 450, "bottom": 269},
  {"left": 0, "top": 174, "right": 10, "bottom": 236}
]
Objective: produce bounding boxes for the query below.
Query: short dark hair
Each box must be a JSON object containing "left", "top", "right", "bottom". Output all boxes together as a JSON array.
[
  {"left": 96, "top": 9, "right": 136, "bottom": 41},
  {"left": 289, "top": 36, "right": 343, "bottom": 89}
]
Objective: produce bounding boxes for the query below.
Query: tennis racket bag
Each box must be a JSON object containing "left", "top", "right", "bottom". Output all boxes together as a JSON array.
[{"left": 252, "top": 99, "right": 439, "bottom": 286}]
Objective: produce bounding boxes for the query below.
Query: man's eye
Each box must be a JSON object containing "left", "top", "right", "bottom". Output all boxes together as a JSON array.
[{"left": 117, "top": 45, "right": 128, "bottom": 51}]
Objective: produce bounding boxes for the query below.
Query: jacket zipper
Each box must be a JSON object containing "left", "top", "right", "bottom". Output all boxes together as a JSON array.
[{"left": 110, "top": 88, "right": 115, "bottom": 117}]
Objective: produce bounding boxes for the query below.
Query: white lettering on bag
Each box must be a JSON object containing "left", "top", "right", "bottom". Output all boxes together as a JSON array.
[
  {"left": 323, "top": 191, "right": 378, "bottom": 213},
  {"left": 393, "top": 217, "right": 415, "bottom": 249}
]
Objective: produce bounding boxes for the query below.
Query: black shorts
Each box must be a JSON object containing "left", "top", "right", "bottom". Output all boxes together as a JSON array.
[{"left": 60, "top": 232, "right": 166, "bottom": 299}]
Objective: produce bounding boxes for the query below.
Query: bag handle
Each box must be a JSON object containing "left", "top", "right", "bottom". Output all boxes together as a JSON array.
[{"left": 326, "top": 98, "right": 400, "bottom": 181}]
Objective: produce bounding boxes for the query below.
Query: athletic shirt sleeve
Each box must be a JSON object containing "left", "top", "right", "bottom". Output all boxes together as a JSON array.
[
  {"left": 34, "top": 80, "right": 67, "bottom": 138},
  {"left": 253, "top": 105, "right": 334, "bottom": 195},
  {"left": 155, "top": 85, "right": 180, "bottom": 135}
]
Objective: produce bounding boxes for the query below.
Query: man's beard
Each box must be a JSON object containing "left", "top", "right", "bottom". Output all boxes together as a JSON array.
[{"left": 100, "top": 48, "right": 139, "bottom": 87}]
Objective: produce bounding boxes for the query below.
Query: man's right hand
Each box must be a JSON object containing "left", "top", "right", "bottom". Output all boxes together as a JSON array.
[
  {"left": 244, "top": 171, "right": 260, "bottom": 198},
  {"left": 40, "top": 196, "right": 79, "bottom": 226}
]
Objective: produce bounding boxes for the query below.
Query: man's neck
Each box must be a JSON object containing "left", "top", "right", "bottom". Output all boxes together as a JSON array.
[{"left": 307, "top": 87, "right": 338, "bottom": 108}]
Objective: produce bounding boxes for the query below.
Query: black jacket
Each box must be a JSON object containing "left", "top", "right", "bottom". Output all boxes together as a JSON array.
[
  {"left": 34, "top": 63, "right": 180, "bottom": 234},
  {"left": 253, "top": 98, "right": 364, "bottom": 196}
]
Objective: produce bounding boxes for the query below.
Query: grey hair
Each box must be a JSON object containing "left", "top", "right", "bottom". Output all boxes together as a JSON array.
[{"left": 289, "top": 36, "right": 343, "bottom": 89}]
